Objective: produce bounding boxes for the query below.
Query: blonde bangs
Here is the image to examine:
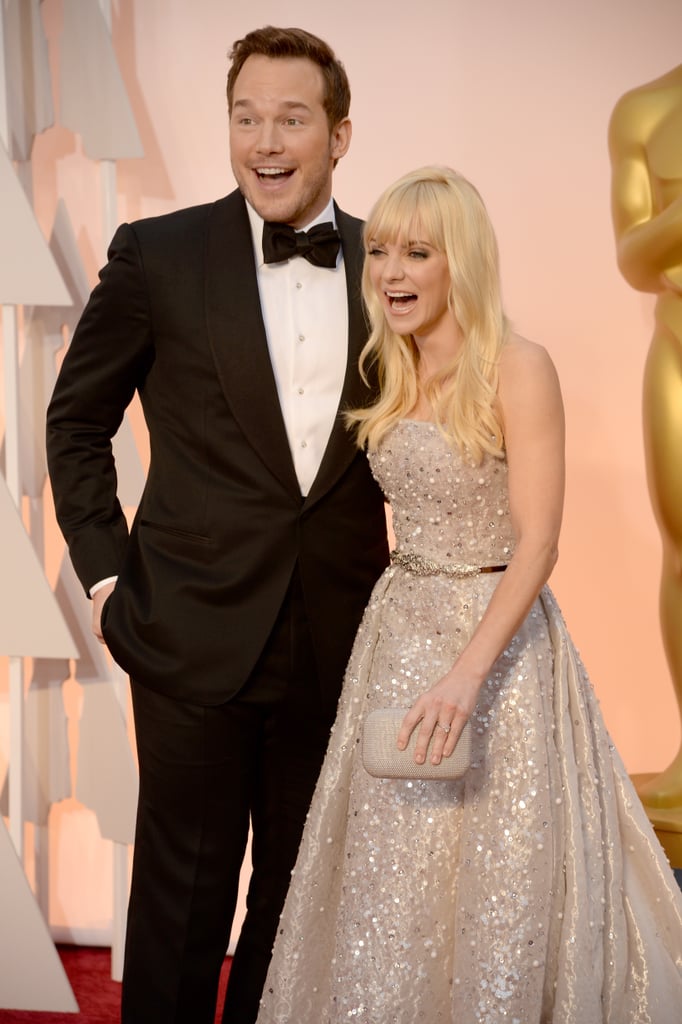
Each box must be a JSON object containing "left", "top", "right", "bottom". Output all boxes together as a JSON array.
[{"left": 364, "top": 178, "right": 447, "bottom": 254}]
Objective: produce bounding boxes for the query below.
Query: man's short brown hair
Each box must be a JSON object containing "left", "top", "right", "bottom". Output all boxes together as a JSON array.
[{"left": 227, "top": 26, "right": 351, "bottom": 131}]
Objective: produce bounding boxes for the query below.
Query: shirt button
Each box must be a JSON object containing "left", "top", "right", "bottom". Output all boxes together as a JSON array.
[
  {"left": 296, "top": 282, "right": 303, "bottom": 289},
  {"left": 300, "top": 440, "right": 307, "bottom": 448},
  {"left": 298, "top": 334, "right": 305, "bottom": 342},
  {"left": 298, "top": 387, "right": 305, "bottom": 395}
]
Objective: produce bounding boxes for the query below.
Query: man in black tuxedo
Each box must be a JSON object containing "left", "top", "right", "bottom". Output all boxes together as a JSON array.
[{"left": 46, "top": 26, "right": 388, "bottom": 1024}]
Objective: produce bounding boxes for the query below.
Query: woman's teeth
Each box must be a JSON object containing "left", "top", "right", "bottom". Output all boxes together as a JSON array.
[{"left": 387, "top": 291, "right": 417, "bottom": 309}]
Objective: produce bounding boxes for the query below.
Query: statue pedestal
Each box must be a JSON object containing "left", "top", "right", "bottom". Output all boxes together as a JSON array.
[{"left": 632, "top": 773, "right": 682, "bottom": 868}]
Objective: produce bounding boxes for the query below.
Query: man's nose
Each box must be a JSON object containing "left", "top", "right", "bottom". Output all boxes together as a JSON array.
[{"left": 255, "top": 122, "right": 284, "bottom": 153}]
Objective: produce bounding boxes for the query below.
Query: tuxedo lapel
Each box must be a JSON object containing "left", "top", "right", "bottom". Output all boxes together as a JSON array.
[
  {"left": 205, "top": 192, "right": 368, "bottom": 508},
  {"left": 205, "top": 191, "right": 300, "bottom": 499},
  {"left": 304, "top": 205, "right": 369, "bottom": 509}
]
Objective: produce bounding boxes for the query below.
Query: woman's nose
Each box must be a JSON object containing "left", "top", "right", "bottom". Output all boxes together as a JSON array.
[{"left": 383, "top": 254, "right": 405, "bottom": 281}]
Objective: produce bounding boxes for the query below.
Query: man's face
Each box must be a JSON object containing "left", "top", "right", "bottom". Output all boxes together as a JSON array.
[{"left": 229, "top": 55, "right": 351, "bottom": 229}]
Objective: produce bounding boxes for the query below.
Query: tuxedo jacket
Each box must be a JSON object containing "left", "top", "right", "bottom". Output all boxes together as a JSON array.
[{"left": 46, "top": 189, "right": 389, "bottom": 705}]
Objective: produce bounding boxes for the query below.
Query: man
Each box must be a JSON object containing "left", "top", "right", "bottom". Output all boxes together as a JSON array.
[{"left": 46, "top": 26, "right": 388, "bottom": 1024}]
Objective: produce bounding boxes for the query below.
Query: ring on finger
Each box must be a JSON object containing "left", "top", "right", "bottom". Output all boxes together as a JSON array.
[{"left": 436, "top": 722, "right": 451, "bottom": 734}]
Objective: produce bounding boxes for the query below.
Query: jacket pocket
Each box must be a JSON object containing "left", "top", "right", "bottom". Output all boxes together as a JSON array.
[{"left": 139, "top": 519, "right": 212, "bottom": 544}]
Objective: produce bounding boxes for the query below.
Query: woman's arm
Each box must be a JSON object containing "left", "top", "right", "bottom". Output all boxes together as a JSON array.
[{"left": 398, "top": 334, "right": 565, "bottom": 764}]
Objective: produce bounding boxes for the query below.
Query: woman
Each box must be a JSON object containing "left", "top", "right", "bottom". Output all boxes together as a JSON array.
[{"left": 256, "top": 167, "right": 682, "bottom": 1022}]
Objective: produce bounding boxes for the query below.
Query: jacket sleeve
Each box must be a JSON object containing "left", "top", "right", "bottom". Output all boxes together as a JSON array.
[{"left": 46, "top": 222, "right": 154, "bottom": 595}]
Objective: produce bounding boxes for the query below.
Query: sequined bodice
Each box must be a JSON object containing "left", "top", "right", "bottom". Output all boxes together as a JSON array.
[{"left": 368, "top": 420, "right": 515, "bottom": 567}]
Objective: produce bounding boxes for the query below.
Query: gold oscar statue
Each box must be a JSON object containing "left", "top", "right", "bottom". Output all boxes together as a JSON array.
[{"left": 608, "top": 64, "right": 682, "bottom": 859}]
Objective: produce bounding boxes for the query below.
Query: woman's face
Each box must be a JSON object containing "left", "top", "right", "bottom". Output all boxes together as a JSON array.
[{"left": 366, "top": 235, "right": 454, "bottom": 342}]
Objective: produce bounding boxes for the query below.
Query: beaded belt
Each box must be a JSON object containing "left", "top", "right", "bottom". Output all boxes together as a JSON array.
[{"left": 390, "top": 550, "right": 508, "bottom": 578}]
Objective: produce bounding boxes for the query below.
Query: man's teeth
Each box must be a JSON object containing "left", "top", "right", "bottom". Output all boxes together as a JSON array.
[{"left": 257, "top": 168, "right": 290, "bottom": 177}]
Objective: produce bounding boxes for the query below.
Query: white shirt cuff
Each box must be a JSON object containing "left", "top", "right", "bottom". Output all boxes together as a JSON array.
[{"left": 89, "top": 576, "right": 118, "bottom": 597}]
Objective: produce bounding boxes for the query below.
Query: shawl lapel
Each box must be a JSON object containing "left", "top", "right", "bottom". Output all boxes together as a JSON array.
[
  {"left": 205, "top": 191, "right": 301, "bottom": 499},
  {"left": 303, "top": 204, "right": 368, "bottom": 510},
  {"left": 205, "top": 191, "right": 368, "bottom": 507}
]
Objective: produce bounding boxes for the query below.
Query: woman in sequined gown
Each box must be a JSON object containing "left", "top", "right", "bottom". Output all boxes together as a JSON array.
[{"left": 255, "top": 167, "right": 682, "bottom": 1023}]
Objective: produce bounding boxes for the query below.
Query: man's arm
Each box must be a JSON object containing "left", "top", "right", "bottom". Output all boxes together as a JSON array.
[{"left": 46, "top": 223, "right": 154, "bottom": 595}]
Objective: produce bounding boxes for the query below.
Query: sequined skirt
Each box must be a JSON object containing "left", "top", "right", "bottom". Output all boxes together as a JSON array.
[{"left": 257, "top": 569, "right": 682, "bottom": 1023}]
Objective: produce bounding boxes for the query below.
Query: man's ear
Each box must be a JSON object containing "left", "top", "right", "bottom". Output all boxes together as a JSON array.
[{"left": 330, "top": 118, "right": 352, "bottom": 162}]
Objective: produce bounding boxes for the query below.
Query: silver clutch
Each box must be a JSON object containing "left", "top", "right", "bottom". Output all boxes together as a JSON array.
[{"left": 362, "top": 708, "right": 472, "bottom": 780}]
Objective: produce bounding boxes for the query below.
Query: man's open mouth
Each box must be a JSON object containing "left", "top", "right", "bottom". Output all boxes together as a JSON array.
[{"left": 255, "top": 167, "right": 294, "bottom": 182}]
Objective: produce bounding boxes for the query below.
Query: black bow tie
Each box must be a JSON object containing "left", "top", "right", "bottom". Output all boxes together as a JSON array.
[{"left": 262, "top": 221, "right": 340, "bottom": 268}]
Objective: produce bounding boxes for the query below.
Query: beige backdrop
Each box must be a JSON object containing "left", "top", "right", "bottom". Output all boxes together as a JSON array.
[{"left": 2, "top": 0, "right": 682, "bottom": 944}]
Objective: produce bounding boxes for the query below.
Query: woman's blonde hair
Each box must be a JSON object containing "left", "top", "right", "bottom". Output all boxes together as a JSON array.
[{"left": 348, "top": 166, "right": 508, "bottom": 462}]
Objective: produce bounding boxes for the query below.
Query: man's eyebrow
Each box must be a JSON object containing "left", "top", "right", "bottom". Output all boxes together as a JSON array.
[{"left": 232, "top": 98, "right": 314, "bottom": 113}]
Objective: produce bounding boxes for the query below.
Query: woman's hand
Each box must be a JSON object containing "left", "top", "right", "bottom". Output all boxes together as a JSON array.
[{"left": 397, "top": 671, "right": 480, "bottom": 765}]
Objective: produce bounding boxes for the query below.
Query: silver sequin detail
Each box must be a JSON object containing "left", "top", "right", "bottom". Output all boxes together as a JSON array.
[{"left": 390, "top": 549, "right": 504, "bottom": 578}]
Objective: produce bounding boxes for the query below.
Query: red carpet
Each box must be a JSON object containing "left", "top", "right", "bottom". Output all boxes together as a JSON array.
[{"left": 0, "top": 946, "right": 232, "bottom": 1023}]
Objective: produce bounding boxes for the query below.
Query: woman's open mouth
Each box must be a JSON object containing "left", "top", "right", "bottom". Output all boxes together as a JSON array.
[{"left": 386, "top": 290, "right": 417, "bottom": 312}]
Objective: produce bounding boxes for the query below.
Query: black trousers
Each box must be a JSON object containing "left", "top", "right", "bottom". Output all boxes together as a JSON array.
[{"left": 120, "top": 573, "right": 338, "bottom": 1024}]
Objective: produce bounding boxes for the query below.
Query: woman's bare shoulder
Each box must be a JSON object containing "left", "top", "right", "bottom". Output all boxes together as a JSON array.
[{"left": 499, "top": 332, "right": 557, "bottom": 382}]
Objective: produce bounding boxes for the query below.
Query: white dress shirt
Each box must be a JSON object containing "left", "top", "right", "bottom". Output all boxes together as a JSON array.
[{"left": 245, "top": 198, "right": 348, "bottom": 496}]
